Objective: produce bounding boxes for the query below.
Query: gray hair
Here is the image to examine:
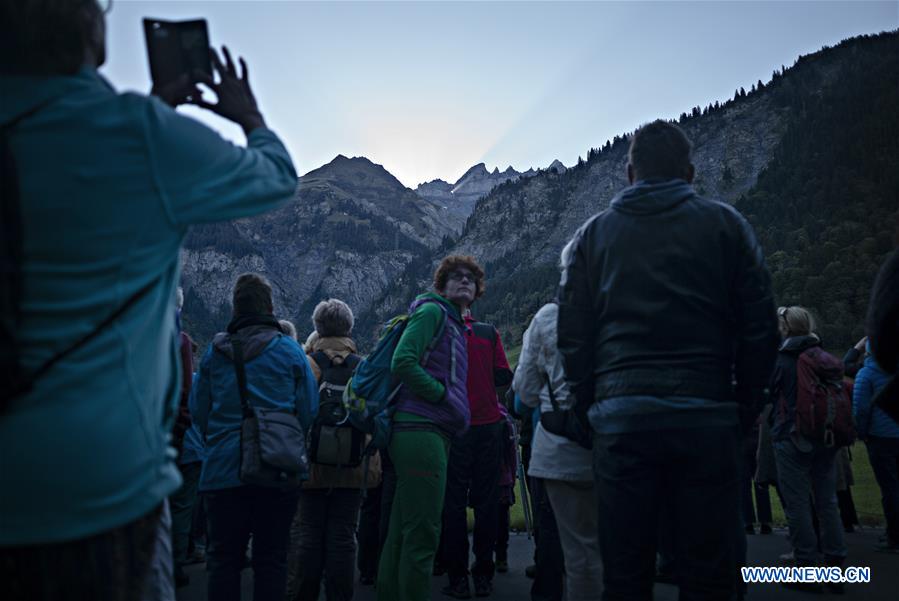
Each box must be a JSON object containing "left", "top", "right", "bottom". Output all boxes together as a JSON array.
[
  {"left": 279, "top": 319, "right": 298, "bottom": 340},
  {"left": 312, "top": 298, "right": 354, "bottom": 338}
]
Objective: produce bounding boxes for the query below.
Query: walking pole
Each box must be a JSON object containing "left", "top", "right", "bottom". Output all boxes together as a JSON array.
[{"left": 516, "top": 444, "right": 534, "bottom": 539}]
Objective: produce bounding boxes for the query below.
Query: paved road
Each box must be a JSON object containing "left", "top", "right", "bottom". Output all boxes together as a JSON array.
[{"left": 178, "top": 527, "right": 896, "bottom": 600}]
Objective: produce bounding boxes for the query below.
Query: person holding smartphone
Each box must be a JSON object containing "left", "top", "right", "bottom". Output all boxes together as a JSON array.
[{"left": 0, "top": 1, "right": 299, "bottom": 599}]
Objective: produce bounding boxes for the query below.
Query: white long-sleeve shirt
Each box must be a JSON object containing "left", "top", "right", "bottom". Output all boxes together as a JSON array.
[{"left": 514, "top": 302, "right": 593, "bottom": 481}]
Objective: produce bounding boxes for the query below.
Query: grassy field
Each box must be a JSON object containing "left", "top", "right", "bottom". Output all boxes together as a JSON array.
[{"left": 490, "top": 444, "right": 885, "bottom": 531}]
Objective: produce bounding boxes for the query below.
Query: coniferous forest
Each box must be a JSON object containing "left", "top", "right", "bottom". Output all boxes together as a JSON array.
[{"left": 736, "top": 33, "right": 899, "bottom": 351}]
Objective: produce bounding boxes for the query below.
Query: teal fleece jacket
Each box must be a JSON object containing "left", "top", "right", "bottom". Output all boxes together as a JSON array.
[{"left": 0, "top": 67, "right": 297, "bottom": 544}]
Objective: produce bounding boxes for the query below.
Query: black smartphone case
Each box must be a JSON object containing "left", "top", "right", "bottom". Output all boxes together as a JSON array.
[{"left": 143, "top": 18, "right": 212, "bottom": 88}]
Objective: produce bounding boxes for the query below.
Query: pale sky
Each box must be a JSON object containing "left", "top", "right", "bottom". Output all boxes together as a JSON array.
[{"left": 102, "top": 1, "right": 898, "bottom": 188}]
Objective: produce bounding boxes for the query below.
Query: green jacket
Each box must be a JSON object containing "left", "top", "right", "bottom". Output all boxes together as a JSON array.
[{"left": 391, "top": 292, "right": 463, "bottom": 404}]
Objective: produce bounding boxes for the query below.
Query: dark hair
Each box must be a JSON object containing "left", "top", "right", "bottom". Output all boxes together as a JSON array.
[
  {"left": 0, "top": 0, "right": 102, "bottom": 75},
  {"left": 628, "top": 120, "right": 693, "bottom": 181},
  {"left": 232, "top": 273, "right": 273, "bottom": 316},
  {"left": 433, "top": 255, "right": 486, "bottom": 299}
]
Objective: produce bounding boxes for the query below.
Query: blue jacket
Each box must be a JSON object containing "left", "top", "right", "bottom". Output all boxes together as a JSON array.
[
  {"left": 853, "top": 354, "right": 899, "bottom": 440},
  {"left": 180, "top": 373, "right": 206, "bottom": 465},
  {"left": 190, "top": 323, "right": 318, "bottom": 491},
  {"left": 0, "top": 68, "right": 297, "bottom": 544}
]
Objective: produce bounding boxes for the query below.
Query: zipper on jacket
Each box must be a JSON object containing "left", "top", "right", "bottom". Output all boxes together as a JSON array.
[{"left": 450, "top": 329, "right": 457, "bottom": 387}]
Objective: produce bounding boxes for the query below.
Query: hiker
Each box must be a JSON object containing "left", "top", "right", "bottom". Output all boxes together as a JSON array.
[
  {"left": 0, "top": 0, "right": 298, "bottom": 596},
  {"left": 863, "top": 248, "right": 899, "bottom": 552},
  {"left": 493, "top": 405, "right": 518, "bottom": 575},
  {"left": 513, "top": 389, "right": 565, "bottom": 601},
  {"left": 853, "top": 340, "right": 899, "bottom": 552},
  {"left": 843, "top": 336, "right": 868, "bottom": 378},
  {"left": 376, "top": 256, "right": 472, "bottom": 601},
  {"left": 441, "top": 261, "right": 513, "bottom": 599},
  {"left": 356, "top": 461, "right": 386, "bottom": 586},
  {"left": 170, "top": 288, "right": 201, "bottom": 588},
  {"left": 742, "top": 417, "right": 773, "bottom": 536},
  {"left": 289, "top": 299, "right": 381, "bottom": 601},
  {"left": 280, "top": 319, "right": 299, "bottom": 341},
  {"left": 770, "top": 306, "right": 848, "bottom": 591},
  {"left": 182, "top": 370, "right": 210, "bottom": 568},
  {"left": 190, "top": 273, "right": 318, "bottom": 601},
  {"left": 515, "top": 263, "right": 602, "bottom": 601},
  {"left": 558, "top": 120, "right": 779, "bottom": 600}
]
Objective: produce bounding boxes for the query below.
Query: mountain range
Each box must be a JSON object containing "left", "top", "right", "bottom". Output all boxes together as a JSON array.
[
  {"left": 416, "top": 163, "right": 539, "bottom": 221},
  {"left": 181, "top": 31, "right": 899, "bottom": 355}
]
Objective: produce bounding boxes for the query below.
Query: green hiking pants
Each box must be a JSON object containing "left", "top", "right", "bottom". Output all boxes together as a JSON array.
[{"left": 376, "top": 428, "right": 449, "bottom": 601}]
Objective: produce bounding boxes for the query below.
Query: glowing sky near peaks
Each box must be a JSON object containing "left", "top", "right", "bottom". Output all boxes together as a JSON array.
[{"left": 102, "top": 1, "right": 898, "bottom": 188}]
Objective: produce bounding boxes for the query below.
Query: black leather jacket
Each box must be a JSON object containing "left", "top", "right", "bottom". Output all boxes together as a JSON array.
[{"left": 558, "top": 179, "right": 779, "bottom": 407}]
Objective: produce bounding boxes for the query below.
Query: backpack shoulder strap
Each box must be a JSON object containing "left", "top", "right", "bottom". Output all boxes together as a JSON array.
[
  {"left": 345, "top": 353, "right": 362, "bottom": 371},
  {"left": 422, "top": 302, "right": 449, "bottom": 364},
  {"left": 310, "top": 350, "right": 332, "bottom": 374},
  {"left": 471, "top": 322, "right": 497, "bottom": 344}
]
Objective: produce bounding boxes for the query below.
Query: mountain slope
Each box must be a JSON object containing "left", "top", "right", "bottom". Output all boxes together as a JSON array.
[
  {"left": 416, "top": 163, "right": 524, "bottom": 223},
  {"left": 181, "top": 155, "right": 455, "bottom": 344},
  {"left": 361, "top": 32, "right": 898, "bottom": 350},
  {"left": 735, "top": 32, "right": 899, "bottom": 349}
]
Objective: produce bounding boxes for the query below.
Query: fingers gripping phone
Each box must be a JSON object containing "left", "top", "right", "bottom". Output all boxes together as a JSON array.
[{"left": 143, "top": 18, "right": 212, "bottom": 88}]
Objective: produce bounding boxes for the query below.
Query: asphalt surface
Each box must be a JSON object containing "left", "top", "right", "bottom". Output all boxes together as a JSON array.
[{"left": 177, "top": 527, "right": 897, "bottom": 600}]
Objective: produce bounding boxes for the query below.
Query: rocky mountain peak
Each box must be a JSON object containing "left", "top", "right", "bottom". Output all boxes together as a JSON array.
[
  {"left": 305, "top": 154, "right": 405, "bottom": 191},
  {"left": 547, "top": 159, "right": 567, "bottom": 174}
]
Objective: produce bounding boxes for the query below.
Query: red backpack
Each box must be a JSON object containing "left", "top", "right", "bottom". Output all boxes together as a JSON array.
[{"left": 795, "top": 347, "right": 857, "bottom": 447}]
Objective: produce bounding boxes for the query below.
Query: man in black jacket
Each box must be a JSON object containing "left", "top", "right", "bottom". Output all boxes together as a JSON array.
[{"left": 558, "top": 120, "right": 779, "bottom": 600}]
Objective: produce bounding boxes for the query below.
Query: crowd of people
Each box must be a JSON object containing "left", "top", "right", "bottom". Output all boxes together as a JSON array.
[{"left": 2, "top": 2, "right": 899, "bottom": 601}]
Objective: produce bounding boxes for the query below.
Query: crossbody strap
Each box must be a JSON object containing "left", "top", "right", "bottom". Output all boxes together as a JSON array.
[
  {"left": 544, "top": 373, "right": 562, "bottom": 412},
  {"left": 231, "top": 338, "right": 253, "bottom": 418},
  {"left": 3, "top": 100, "right": 159, "bottom": 403},
  {"left": 9, "top": 276, "right": 160, "bottom": 402}
]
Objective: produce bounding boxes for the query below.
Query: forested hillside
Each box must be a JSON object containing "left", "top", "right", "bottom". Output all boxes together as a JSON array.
[
  {"left": 360, "top": 31, "right": 898, "bottom": 352},
  {"left": 736, "top": 33, "right": 899, "bottom": 350}
]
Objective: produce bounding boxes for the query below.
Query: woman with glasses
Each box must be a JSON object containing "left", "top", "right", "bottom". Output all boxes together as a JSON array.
[{"left": 376, "top": 256, "right": 475, "bottom": 601}]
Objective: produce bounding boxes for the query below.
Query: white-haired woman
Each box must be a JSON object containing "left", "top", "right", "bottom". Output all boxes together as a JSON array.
[{"left": 288, "top": 299, "right": 380, "bottom": 601}]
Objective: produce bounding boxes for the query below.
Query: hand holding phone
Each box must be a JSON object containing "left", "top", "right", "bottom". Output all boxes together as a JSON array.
[{"left": 189, "top": 46, "right": 266, "bottom": 135}]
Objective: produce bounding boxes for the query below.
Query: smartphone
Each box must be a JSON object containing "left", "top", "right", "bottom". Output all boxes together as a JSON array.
[{"left": 143, "top": 18, "right": 212, "bottom": 89}]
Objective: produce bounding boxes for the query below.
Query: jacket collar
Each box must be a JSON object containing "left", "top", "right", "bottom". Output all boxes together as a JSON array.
[
  {"left": 1, "top": 67, "right": 114, "bottom": 125},
  {"left": 213, "top": 314, "right": 284, "bottom": 362},
  {"left": 309, "top": 335, "right": 357, "bottom": 364},
  {"left": 779, "top": 334, "right": 821, "bottom": 353},
  {"left": 610, "top": 178, "right": 695, "bottom": 216},
  {"left": 416, "top": 292, "right": 463, "bottom": 323}
]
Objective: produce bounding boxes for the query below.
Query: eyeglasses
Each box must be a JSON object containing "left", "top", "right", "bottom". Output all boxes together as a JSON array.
[
  {"left": 447, "top": 271, "right": 475, "bottom": 283},
  {"left": 778, "top": 307, "right": 789, "bottom": 319}
]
